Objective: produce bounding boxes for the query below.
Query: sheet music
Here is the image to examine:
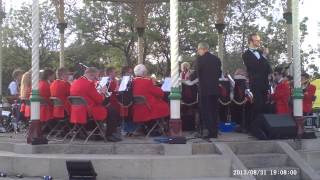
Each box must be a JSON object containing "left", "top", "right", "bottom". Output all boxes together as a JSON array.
[
  {"left": 119, "top": 76, "right": 131, "bottom": 92},
  {"left": 161, "top": 77, "right": 171, "bottom": 92},
  {"left": 97, "top": 77, "right": 110, "bottom": 90},
  {"left": 2, "top": 110, "right": 11, "bottom": 117}
]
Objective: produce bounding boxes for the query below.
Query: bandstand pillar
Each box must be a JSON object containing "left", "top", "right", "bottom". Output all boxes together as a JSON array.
[
  {"left": 214, "top": 0, "right": 229, "bottom": 72},
  {"left": 215, "top": 23, "right": 225, "bottom": 70},
  {"left": 27, "top": 0, "right": 46, "bottom": 144},
  {"left": 284, "top": 0, "right": 293, "bottom": 74},
  {"left": 168, "top": 0, "right": 182, "bottom": 136},
  {"left": 53, "top": 0, "right": 67, "bottom": 68},
  {"left": 291, "top": 0, "right": 304, "bottom": 138},
  {"left": 135, "top": 0, "right": 147, "bottom": 64},
  {"left": 137, "top": 27, "right": 145, "bottom": 64},
  {"left": 0, "top": 0, "right": 4, "bottom": 101}
]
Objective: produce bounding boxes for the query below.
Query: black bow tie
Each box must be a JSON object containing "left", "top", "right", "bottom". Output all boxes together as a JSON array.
[{"left": 250, "top": 48, "right": 258, "bottom": 52}]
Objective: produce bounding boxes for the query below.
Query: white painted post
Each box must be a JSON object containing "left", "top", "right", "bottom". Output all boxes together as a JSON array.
[
  {"left": 0, "top": 0, "right": 3, "bottom": 100},
  {"left": 28, "top": 0, "right": 44, "bottom": 144},
  {"left": 292, "top": 0, "right": 304, "bottom": 137},
  {"left": 31, "top": 0, "right": 40, "bottom": 121},
  {"left": 169, "top": 0, "right": 182, "bottom": 136}
]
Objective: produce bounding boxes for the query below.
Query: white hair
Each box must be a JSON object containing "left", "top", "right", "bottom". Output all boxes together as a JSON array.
[
  {"left": 181, "top": 62, "right": 191, "bottom": 70},
  {"left": 198, "top": 42, "right": 209, "bottom": 49},
  {"left": 134, "top": 64, "right": 147, "bottom": 77}
]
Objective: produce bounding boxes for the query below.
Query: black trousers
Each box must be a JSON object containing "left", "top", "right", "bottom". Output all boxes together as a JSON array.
[
  {"left": 105, "top": 106, "right": 120, "bottom": 136},
  {"left": 199, "top": 95, "right": 219, "bottom": 136},
  {"left": 250, "top": 89, "right": 268, "bottom": 131}
]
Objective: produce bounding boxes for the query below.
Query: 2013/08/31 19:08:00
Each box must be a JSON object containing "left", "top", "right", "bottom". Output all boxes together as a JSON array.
[{"left": 233, "top": 169, "right": 299, "bottom": 176}]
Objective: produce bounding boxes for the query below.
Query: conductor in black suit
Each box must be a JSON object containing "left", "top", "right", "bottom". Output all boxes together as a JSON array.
[
  {"left": 242, "top": 33, "right": 272, "bottom": 129},
  {"left": 192, "top": 42, "right": 222, "bottom": 138}
]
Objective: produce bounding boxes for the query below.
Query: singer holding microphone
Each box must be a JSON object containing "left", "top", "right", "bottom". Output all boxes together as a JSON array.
[{"left": 242, "top": 33, "right": 272, "bottom": 131}]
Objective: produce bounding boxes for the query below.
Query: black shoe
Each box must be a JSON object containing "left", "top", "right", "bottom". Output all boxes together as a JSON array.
[
  {"left": 106, "top": 135, "right": 122, "bottom": 142},
  {"left": 203, "top": 134, "right": 218, "bottom": 139},
  {"left": 91, "top": 136, "right": 104, "bottom": 141},
  {"left": 150, "top": 131, "right": 162, "bottom": 137}
]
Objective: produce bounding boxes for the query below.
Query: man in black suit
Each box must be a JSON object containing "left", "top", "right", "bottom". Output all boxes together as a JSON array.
[
  {"left": 242, "top": 33, "right": 272, "bottom": 131},
  {"left": 192, "top": 42, "right": 222, "bottom": 138}
]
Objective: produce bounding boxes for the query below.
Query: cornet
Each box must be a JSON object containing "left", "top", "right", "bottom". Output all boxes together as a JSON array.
[
  {"left": 96, "top": 77, "right": 113, "bottom": 98},
  {"left": 104, "top": 78, "right": 113, "bottom": 98}
]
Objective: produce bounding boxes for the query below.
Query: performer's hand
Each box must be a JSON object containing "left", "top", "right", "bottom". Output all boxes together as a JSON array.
[
  {"left": 263, "top": 47, "right": 269, "bottom": 56},
  {"left": 99, "top": 86, "right": 108, "bottom": 94},
  {"left": 151, "top": 78, "right": 157, "bottom": 85},
  {"left": 268, "top": 74, "right": 273, "bottom": 81}
]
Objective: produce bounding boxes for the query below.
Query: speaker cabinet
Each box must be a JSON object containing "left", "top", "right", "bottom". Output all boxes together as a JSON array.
[
  {"left": 251, "top": 114, "right": 297, "bottom": 140},
  {"left": 66, "top": 160, "right": 97, "bottom": 180}
]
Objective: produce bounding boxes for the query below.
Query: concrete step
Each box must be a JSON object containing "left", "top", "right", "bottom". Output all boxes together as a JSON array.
[
  {"left": 0, "top": 151, "right": 232, "bottom": 180},
  {"left": 300, "top": 139, "right": 320, "bottom": 151},
  {"left": 0, "top": 178, "right": 43, "bottom": 180},
  {"left": 0, "top": 178, "right": 240, "bottom": 180},
  {"left": 299, "top": 150, "right": 320, "bottom": 170},
  {"left": 227, "top": 141, "right": 282, "bottom": 155},
  {"left": 129, "top": 178, "right": 241, "bottom": 180},
  {"left": 0, "top": 178, "right": 62, "bottom": 180},
  {"left": 250, "top": 167, "right": 301, "bottom": 180},
  {"left": 238, "top": 153, "right": 288, "bottom": 169},
  {"left": 149, "top": 178, "right": 241, "bottom": 180},
  {"left": 0, "top": 142, "right": 221, "bottom": 155}
]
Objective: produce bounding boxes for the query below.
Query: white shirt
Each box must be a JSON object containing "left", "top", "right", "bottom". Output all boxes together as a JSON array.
[
  {"left": 8, "top": 81, "right": 19, "bottom": 95},
  {"left": 249, "top": 48, "right": 261, "bottom": 59}
]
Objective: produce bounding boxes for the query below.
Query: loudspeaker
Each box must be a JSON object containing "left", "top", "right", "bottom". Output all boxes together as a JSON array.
[
  {"left": 251, "top": 114, "right": 297, "bottom": 140},
  {"left": 31, "top": 137, "right": 48, "bottom": 145},
  {"left": 66, "top": 161, "right": 97, "bottom": 180},
  {"left": 168, "top": 136, "right": 187, "bottom": 144}
]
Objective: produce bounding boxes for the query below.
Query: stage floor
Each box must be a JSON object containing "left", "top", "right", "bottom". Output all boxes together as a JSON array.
[
  {"left": 0, "top": 131, "right": 258, "bottom": 145},
  {"left": 0, "top": 131, "right": 319, "bottom": 180}
]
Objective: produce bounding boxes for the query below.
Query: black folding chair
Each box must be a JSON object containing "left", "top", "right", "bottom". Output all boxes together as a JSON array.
[
  {"left": 46, "top": 97, "right": 71, "bottom": 141},
  {"left": 65, "top": 96, "right": 106, "bottom": 144},
  {"left": 133, "top": 95, "right": 167, "bottom": 137}
]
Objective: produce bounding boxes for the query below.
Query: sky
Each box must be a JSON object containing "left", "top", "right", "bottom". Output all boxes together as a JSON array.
[{"left": 3, "top": 0, "right": 320, "bottom": 67}]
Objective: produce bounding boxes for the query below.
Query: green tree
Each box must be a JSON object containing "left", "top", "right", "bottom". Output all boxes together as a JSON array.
[{"left": 71, "top": 1, "right": 136, "bottom": 67}]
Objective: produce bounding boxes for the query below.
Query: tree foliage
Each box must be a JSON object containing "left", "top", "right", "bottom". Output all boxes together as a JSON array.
[{"left": 1, "top": 0, "right": 318, "bottom": 93}]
